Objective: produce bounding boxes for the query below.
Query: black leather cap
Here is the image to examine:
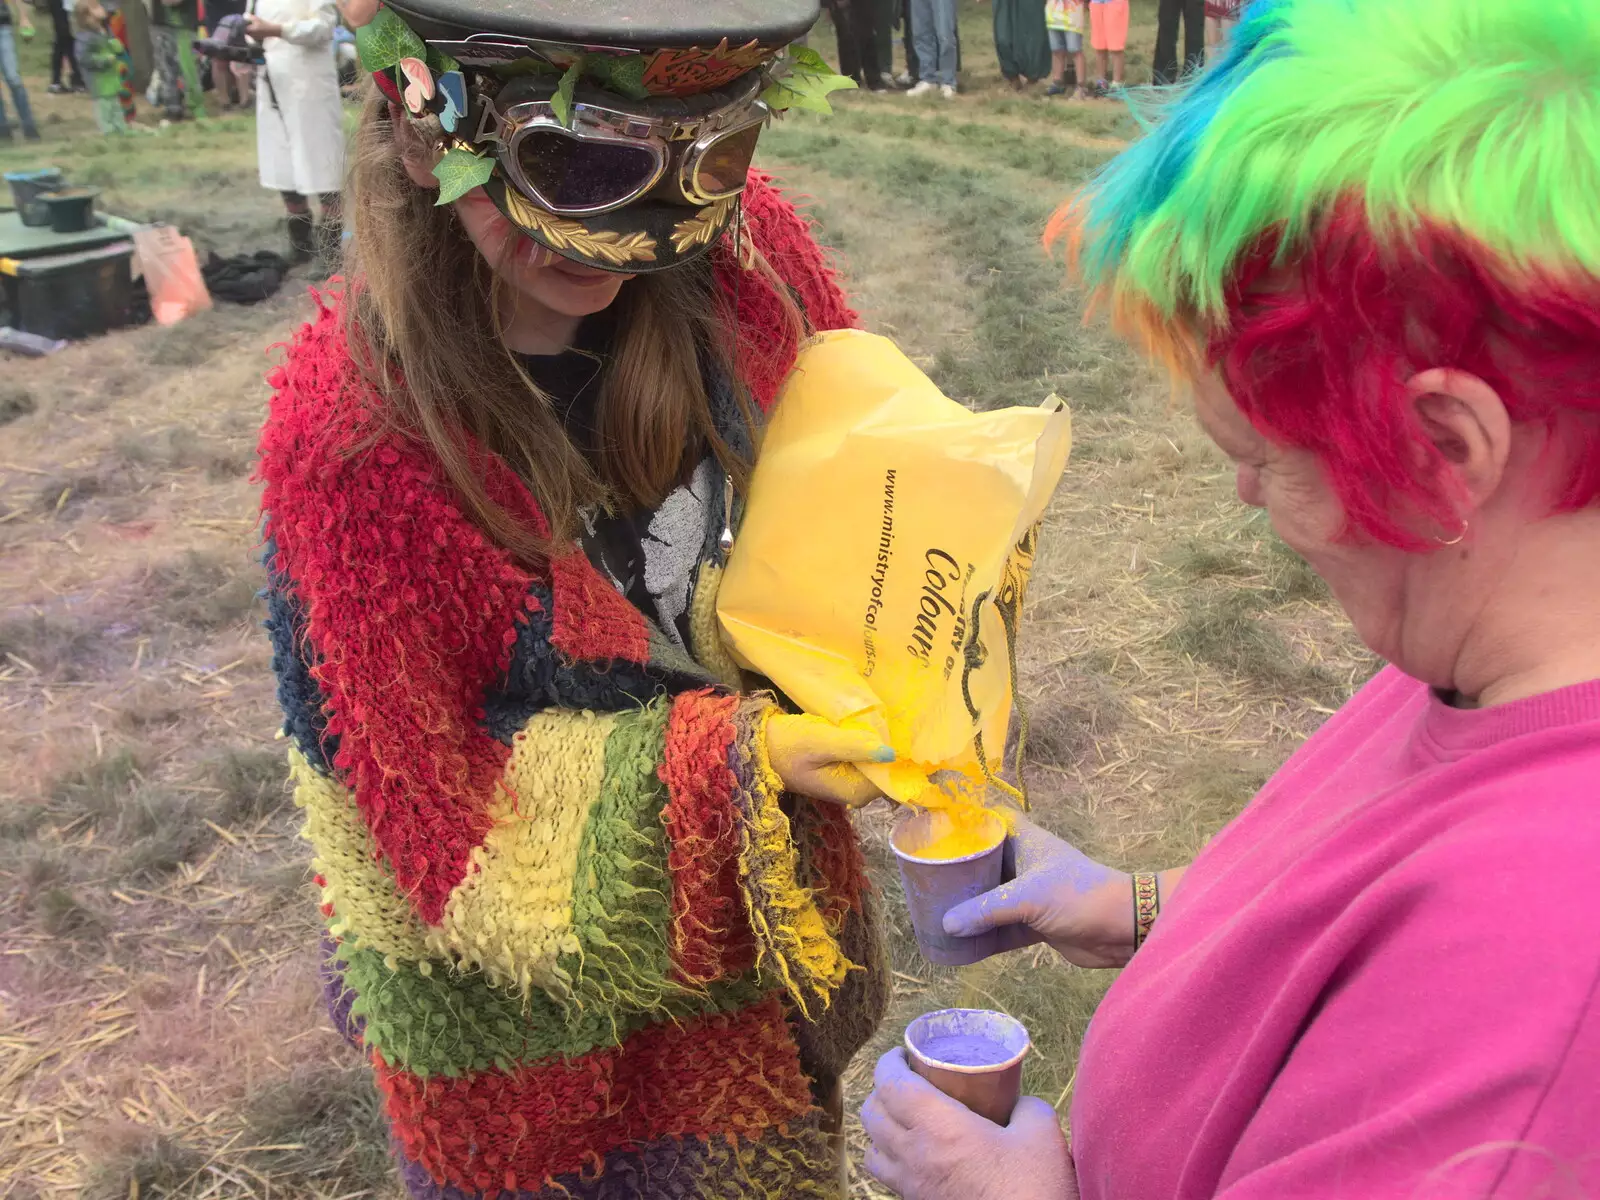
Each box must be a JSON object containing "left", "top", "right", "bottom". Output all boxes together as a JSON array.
[{"left": 383, "top": 0, "right": 818, "bottom": 49}]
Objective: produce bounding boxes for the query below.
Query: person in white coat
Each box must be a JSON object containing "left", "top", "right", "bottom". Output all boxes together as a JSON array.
[{"left": 245, "top": 0, "right": 345, "bottom": 268}]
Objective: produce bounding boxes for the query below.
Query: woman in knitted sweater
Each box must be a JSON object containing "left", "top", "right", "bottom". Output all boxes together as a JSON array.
[{"left": 257, "top": 4, "right": 892, "bottom": 1196}]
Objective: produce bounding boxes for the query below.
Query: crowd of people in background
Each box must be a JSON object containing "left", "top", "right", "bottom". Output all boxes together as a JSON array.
[
  {"left": 824, "top": 0, "right": 1231, "bottom": 102},
  {"left": 0, "top": 0, "right": 359, "bottom": 141},
  {"left": 4, "top": 0, "right": 1234, "bottom": 268},
  {"left": 2, "top": 0, "right": 345, "bottom": 275},
  {"left": 5, "top": 0, "right": 1243, "bottom": 149}
]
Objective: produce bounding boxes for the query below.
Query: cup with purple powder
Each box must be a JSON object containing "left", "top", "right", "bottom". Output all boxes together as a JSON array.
[{"left": 904, "top": 1007, "right": 1031, "bottom": 1125}]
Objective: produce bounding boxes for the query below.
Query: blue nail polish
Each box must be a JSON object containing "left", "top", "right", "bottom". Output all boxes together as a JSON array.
[{"left": 872, "top": 746, "right": 896, "bottom": 763}]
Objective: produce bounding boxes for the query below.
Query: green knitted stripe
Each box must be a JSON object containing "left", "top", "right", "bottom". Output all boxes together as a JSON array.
[
  {"left": 344, "top": 940, "right": 776, "bottom": 1078},
  {"left": 555, "top": 697, "right": 687, "bottom": 1016}
]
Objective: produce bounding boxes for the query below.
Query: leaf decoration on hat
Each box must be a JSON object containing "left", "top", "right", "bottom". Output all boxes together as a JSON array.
[
  {"left": 762, "top": 45, "right": 857, "bottom": 115},
  {"left": 671, "top": 196, "right": 737, "bottom": 255},
  {"left": 502, "top": 187, "right": 658, "bottom": 267},
  {"left": 588, "top": 54, "right": 650, "bottom": 101},
  {"left": 398, "top": 56, "right": 434, "bottom": 115},
  {"left": 425, "top": 46, "right": 460, "bottom": 77},
  {"left": 550, "top": 59, "right": 582, "bottom": 128},
  {"left": 355, "top": 6, "right": 424, "bottom": 74},
  {"left": 432, "top": 146, "right": 495, "bottom": 207}
]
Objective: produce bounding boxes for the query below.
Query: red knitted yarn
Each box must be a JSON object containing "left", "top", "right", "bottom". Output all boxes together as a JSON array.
[
  {"left": 547, "top": 548, "right": 652, "bottom": 664},
  {"left": 720, "top": 173, "right": 858, "bottom": 414},
  {"left": 803, "top": 800, "right": 871, "bottom": 931},
  {"left": 377, "top": 996, "right": 813, "bottom": 1192},
  {"left": 259, "top": 177, "right": 855, "bottom": 927},
  {"left": 258, "top": 297, "right": 522, "bottom": 922},
  {"left": 659, "top": 691, "right": 756, "bottom": 984}
]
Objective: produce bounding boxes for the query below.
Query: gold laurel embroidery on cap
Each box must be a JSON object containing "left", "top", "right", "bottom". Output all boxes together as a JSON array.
[
  {"left": 671, "top": 195, "right": 739, "bottom": 255},
  {"left": 502, "top": 188, "right": 658, "bottom": 266}
]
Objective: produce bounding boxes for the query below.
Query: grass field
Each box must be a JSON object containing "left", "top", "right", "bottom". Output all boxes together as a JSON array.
[{"left": 1, "top": 4, "right": 1371, "bottom": 1196}]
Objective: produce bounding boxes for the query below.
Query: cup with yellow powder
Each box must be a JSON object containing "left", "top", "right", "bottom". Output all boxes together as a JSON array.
[{"left": 892, "top": 806, "right": 1010, "bottom": 965}]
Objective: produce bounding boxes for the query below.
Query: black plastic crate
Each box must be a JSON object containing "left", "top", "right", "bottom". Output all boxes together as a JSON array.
[{"left": 0, "top": 240, "right": 136, "bottom": 341}]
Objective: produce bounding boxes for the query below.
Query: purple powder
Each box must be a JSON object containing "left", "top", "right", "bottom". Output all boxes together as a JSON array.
[{"left": 917, "top": 1033, "right": 1015, "bottom": 1067}]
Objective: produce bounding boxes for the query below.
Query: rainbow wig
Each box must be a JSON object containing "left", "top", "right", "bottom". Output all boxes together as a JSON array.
[{"left": 1054, "top": 0, "right": 1600, "bottom": 548}]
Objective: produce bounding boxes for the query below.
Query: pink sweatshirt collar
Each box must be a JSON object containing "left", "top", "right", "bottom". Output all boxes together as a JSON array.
[{"left": 1422, "top": 677, "right": 1600, "bottom": 759}]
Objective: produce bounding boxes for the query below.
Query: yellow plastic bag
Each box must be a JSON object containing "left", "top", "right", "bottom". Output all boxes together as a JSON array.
[{"left": 717, "top": 329, "right": 1072, "bottom": 805}]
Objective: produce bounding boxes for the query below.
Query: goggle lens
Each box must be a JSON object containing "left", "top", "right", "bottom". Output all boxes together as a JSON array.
[
  {"left": 691, "top": 123, "right": 764, "bottom": 201},
  {"left": 514, "top": 128, "right": 661, "bottom": 212}
]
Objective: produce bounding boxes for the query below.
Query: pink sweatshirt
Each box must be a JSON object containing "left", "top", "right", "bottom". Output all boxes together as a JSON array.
[{"left": 1070, "top": 667, "right": 1600, "bottom": 1199}]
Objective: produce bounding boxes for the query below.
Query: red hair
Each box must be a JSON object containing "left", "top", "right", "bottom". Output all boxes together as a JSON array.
[{"left": 1209, "top": 198, "right": 1600, "bottom": 549}]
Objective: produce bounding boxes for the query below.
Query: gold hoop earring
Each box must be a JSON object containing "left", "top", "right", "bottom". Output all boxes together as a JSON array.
[{"left": 1438, "top": 522, "right": 1468, "bottom": 547}]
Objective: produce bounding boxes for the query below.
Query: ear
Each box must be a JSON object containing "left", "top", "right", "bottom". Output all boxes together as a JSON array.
[
  {"left": 391, "top": 104, "right": 444, "bottom": 191},
  {"left": 1406, "top": 368, "right": 1513, "bottom": 511}
]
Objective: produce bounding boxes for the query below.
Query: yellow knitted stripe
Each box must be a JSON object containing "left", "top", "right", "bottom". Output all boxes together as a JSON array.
[
  {"left": 290, "top": 748, "right": 432, "bottom": 963},
  {"left": 739, "top": 705, "right": 853, "bottom": 1019},
  {"left": 429, "top": 709, "right": 618, "bottom": 994},
  {"left": 689, "top": 562, "right": 744, "bottom": 689}
]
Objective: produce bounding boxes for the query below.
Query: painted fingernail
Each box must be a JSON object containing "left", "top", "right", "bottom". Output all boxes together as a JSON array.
[{"left": 872, "top": 745, "right": 896, "bottom": 763}]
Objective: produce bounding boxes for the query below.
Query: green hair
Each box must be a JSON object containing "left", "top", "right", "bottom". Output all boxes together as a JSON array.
[{"left": 1060, "top": 0, "right": 1600, "bottom": 341}]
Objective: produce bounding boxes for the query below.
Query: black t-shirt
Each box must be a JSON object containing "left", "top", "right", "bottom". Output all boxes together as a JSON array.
[{"left": 520, "top": 314, "right": 715, "bottom": 652}]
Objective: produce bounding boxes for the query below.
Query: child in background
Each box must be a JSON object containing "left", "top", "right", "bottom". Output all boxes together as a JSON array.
[
  {"left": 1045, "top": 0, "right": 1089, "bottom": 98},
  {"left": 106, "top": 5, "right": 140, "bottom": 127},
  {"left": 1089, "top": 0, "right": 1128, "bottom": 92},
  {"left": 73, "top": 1, "right": 127, "bottom": 134},
  {"left": 1087, "top": 0, "right": 1127, "bottom": 92}
]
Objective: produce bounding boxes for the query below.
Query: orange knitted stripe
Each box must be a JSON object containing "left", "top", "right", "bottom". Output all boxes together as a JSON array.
[
  {"left": 659, "top": 689, "right": 756, "bottom": 984},
  {"left": 547, "top": 547, "right": 651, "bottom": 664}
]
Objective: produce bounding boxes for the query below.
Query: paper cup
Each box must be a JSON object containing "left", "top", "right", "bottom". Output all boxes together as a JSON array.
[
  {"left": 891, "top": 809, "right": 1007, "bottom": 966},
  {"left": 905, "top": 1007, "right": 1031, "bottom": 1125}
]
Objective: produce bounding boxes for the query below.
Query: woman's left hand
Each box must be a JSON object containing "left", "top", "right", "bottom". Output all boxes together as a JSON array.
[
  {"left": 861, "top": 1048, "right": 1078, "bottom": 1200},
  {"left": 244, "top": 14, "right": 283, "bottom": 39}
]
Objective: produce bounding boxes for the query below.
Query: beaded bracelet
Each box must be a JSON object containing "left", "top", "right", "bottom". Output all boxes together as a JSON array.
[{"left": 1131, "top": 872, "right": 1161, "bottom": 952}]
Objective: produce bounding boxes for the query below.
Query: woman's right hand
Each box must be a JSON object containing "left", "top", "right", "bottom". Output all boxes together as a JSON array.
[{"left": 942, "top": 815, "right": 1143, "bottom": 968}]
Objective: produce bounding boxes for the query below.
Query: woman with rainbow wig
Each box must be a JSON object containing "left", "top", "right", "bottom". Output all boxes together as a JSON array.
[{"left": 862, "top": 0, "right": 1600, "bottom": 1196}]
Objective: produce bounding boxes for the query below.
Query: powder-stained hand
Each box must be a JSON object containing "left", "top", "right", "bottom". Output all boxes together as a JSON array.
[
  {"left": 861, "top": 1047, "right": 1078, "bottom": 1200},
  {"left": 764, "top": 712, "right": 892, "bottom": 808},
  {"left": 941, "top": 815, "right": 1135, "bottom": 968}
]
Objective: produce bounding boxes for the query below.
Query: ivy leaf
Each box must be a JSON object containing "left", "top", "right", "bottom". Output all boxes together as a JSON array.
[
  {"left": 592, "top": 54, "right": 649, "bottom": 100},
  {"left": 550, "top": 59, "right": 582, "bottom": 127},
  {"left": 355, "top": 7, "right": 425, "bottom": 74},
  {"left": 432, "top": 146, "right": 496, "bottom": 206},
  {"left": 787, "top": 46, "right": 832, "bottom": 73},
  {"left": 762, "top": 47, "right": 857, "bottom": 115},
  {"left": 425, "top": 46, "right": 460, "bottom": 76},
  {"left": 763, "top": 68, "right": 857, "bottom": 115}
]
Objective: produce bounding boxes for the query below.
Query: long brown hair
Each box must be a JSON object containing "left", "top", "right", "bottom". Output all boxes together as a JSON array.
[{"left": 342, "top": 86, "right": 802, "bottom": 564}]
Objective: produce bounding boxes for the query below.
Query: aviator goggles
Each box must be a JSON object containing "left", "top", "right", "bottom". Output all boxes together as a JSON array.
[{"left": 469, "top": 76, "right": 769, "bottom": 218}]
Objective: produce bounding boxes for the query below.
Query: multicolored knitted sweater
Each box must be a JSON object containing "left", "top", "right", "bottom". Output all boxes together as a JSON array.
[{"left": 257, "top": 176, "right": 890, "bottom": 1200}]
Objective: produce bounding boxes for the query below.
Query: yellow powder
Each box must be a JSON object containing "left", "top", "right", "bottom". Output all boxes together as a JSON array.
[{"left": 905, "top": 773, "right": 1011, "bottom": 860}]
